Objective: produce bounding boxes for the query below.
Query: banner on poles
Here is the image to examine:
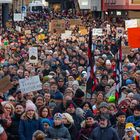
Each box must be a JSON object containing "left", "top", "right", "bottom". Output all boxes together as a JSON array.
[{"left": 19, "top": 76, "right": 42, "bottom": 94}]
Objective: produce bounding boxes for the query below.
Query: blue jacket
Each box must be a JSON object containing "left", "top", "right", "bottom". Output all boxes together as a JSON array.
[
  {"left": 126, "top": 115, "right": 140, "bottom": 127},
  {"left": 19, "top": 113, "right": 44, "bottom": 140},
  {"left": 89, "top": 126, "right": 120, "bottom": 140}
]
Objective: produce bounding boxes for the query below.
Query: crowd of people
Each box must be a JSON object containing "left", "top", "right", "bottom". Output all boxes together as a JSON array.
[{"left": 0, "top": 9, "right": 140, "bottom": 140}]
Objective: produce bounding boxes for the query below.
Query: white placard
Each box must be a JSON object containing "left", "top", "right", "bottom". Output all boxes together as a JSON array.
[
  {"left": 29, "top": 47, "right": 38, "bottom": 64},
  {"left": 78, "top": 0, "right": 91, "bottom": 9},
  {"left": 125, "top": 19, "right": 137, "bottom": 30},
  {"left": 0, "top": 0, "right": 12, "bottom": 3},
  {"left": 14, "top": 13, "right": 24, "bottom": 21},
  {"left": 61, "top": 30, "right": 72, "bottom": 40},
  {"left": 19, "top": 76, "right": 42, "bottom": 94},
  {"left": 16, "top": 26, "right": 21, "bottom": 32},
  {"left": 92, "top": 28, "right": 103, "bottom": 36}
]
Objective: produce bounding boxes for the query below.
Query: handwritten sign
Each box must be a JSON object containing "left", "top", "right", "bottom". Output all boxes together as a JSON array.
[
  {"left": 29, "top": 47, "right": 38, "bottom": 64},
  {"left": 14, "top": 13, "right": 24, "bottom": 21},
  {"left": 92, "top": 28, "right": 103, "bottom": 36},
  {"left": 70, "top": 19, "right": 82, "bottom": 26},
  {"left": 16, "top": 26, "right": 21, "bottom": 32},
  {"left": 50, "top": 20, "right": 65, "bottom": 33},
  {"left": 0, "top": 76, "right": 13, "bottom": 93},
  {"left": 116, "top": 27, "right": 124, "bottom": 38},
  {"left": 19, "top": 76, "right": 42, "bottom": 94}
]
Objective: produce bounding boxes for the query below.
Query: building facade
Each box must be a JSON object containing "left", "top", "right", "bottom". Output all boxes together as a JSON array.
[{"left": 102, "top": 0, "right": 140, "bottom": 20}]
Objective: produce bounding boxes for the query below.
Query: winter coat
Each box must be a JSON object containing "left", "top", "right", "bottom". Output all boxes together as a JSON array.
[
  {"left": 115, "top": 123, "right": 125, "bottom": 140},
  {"left": 18, "top": 113, "right": 44, "bottom": 140},
  {"left": 7, "top": 113, "right": 21, "bottom": 140},
  {"left": 126, "top": 115, "right": 140, "bottom": 127},
  {"left": 46, "top": 124, "right": 71, "bottom": 140},
  {"left": 78, "top": 123, "right": 98, "bottom": 140},
  {"left": 89, "top": 125, "right": 120, "bottom": 140},
  {"left": 64, "top": 123, "right": 77, "bottom": 140}
]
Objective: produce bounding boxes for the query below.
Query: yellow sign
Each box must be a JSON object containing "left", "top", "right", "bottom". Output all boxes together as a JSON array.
[{"left": 79, "top": 29, "right": 88, "bottom": 35}]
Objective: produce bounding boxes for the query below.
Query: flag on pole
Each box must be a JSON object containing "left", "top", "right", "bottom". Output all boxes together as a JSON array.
[
  {"left": 115, "top": 38, "right": 122, "bottom": 100},
  {"left": 86, "top": 29, "right": 97, "bottom": 94}
]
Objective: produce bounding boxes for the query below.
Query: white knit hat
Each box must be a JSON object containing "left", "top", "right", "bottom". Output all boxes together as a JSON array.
[{"left": 62, "top": 113, "right": 74, "bottom": 124}]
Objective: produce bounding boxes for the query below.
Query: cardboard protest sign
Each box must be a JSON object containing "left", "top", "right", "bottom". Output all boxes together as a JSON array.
[
  {"left": 92, "top": 28, "right": 103, "bottom": 36},
  {"left": 122, "top": 46, "right": 131, "bottom": 55},
  {"left": 70, "top": 19, "right": 82, "bottom": 26},
  {"left": 14, "top": 13, "right": 24, "bottom": 21},
  {"left": 0, "top": 76, "right": 13, "bottom": 93},
  {"left": 50, "top": 20, "right": 65, "bottom": 33},
  {"left": 16, "top": 26, "right": 22, "bottom": 32},
  {"left": 79, "top": 28, "right": 88, "bottom": 35},
  {"left": 29, "top": 47, "right": 38, "bottom": 64},
  {"left": 19, "top": 76, "right": 42, "bottom": 94},
  {"left": 128, "top": 27, "right": 140, "bottom": 48},
  {"left": 116, "top": 27, "right": 124, "bottom": 38},
  {"left": 25, "top": 30, "right": 31, "bottom": 35},
  {"left": 125, "top": 19, "right": 140, "bottom": 30}
]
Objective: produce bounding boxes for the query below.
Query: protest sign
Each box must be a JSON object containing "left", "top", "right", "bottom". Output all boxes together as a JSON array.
[
  {"left": 128, "top": 27, "right": 140, "bottom": 48},
  {"left": 92, "top": 28, "right": 103, "bottom": 36},
  {"left": 122, "top": 46, "right": 131, "bottom": 54},
  {"left": 14, "top": 13, "right": 24, "bottom": 21},
  {"left": 70, "top": 19, "right": 82, "bottom": 26},
  {"left": 38, "top": 34, "right": 45, "bottom": 41},
  {"left": 125, "top": 19, "right": 140, "bottom": 30},
  {"left": 79, "top": 28, "right": 88, "bottom": 35},
  {"left": 50, "top": 20, "right": 65, "bottom": 33},
  {"left": 19, "top": 76, "right": 42, "bottom": 94},
  {"left": 0, "top": 76, "right": 13, "bottom": 93},
  {"left": 25, "top": 30, "right": 31, "bottom": 35},
  {"left": 116, "top": 27, "right": 124, "bottom": 38},
  {"left": 78, "top": 0, "right": 91, "bottom": 9},
  {"left": 29, "top": 47, "right": 38, "bottom": 64},
  {"left": 61, "top": 30, "right": 72, "bottom": 40},
  {"left": 16, "top": 26, "right": 22, "bottom": 32}
]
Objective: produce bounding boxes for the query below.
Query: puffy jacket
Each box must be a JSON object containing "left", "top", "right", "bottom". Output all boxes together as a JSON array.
[
  {"left": 46, "top": 124, "right": 71, "bottom": 140},
  {"left": 89, "top": 126, "right": 120, "bottom": 140},
  {"left": 126, "top": 116, "right": 140, "bottom": 127},
  {"left": 18, "top": 113, "right": 44, "bottom": 140}
]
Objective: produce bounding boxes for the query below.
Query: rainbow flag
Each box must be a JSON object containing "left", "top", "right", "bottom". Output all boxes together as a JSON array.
[{"left": 132, "top": 136, "right": 139, "bottom": 140}]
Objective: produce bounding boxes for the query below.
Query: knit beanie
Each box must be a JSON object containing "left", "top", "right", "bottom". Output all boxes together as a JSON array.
[
  {"left": 75, "top": 88, "right": 85, "bottom": 98},
  {"left": 84, "top": 110, "right": 94, "bottom": 119},
  {"left": 54, "top": 113, "right": 63, "bottom": 120},
  {"left": 41, "top": 118, "right": 51, "bottom": 126},
  {"left": 62, "top": 113, "right": 74, "bottom": 124},
  {"left": 25, "top": 100, "right": 36, "bottom": 112},
  {"left": 125, "top": 123, "right": 135, "bottom": 132}
]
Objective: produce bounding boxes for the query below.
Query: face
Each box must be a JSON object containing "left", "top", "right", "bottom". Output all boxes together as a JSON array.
[
  {"left": 66, "top": 107, "right": 75, "bottom": 114},
  {"left": 86, "top": 117, "right": 94, "bottom": 126},
  {"left": 4, "top": 104, "right": 12, "bottom": 114},
  {"left": 26, "top": 92, "right": 34, "bottom": 100},
  {"left": 134, "top": 110, "right": 140, "bottom": 117},
  {"left": 83, "top": 104, "right": 90, "bottom": 111},
  {"left": 100, "top": 107, "right": 108, "bottom": 113},
  {"left": 36, "top": 97, "right": 44, "bottom": 106},
  {"left": 26, "top": 110, "right": 35, "bottom": 118},
  {"left": 130, "top": 100, "right": 137, "bottom": 108},
  {"left": 43, "top": 123, "right": 50, "bottom": 129},
  {"left": 54, "top": 119, "right": 62, "bottom": 126},
  {"left": 117, "top": 115, "right": 126, "bottom": 124},
  {"left": 44, "top": 93, "right": 51, "bottom": 103},
  {"left": 15, "top": 105, "right": 24, "bottom": 115},
  {"left": 41, "top": 108, "right": 49, "bottom": 118},
  {"left": 99, "top": 119, "right": 108, "bottom": 128},
  {"left": 127, "top": 131, "right": 134, "bottom": 137},
  {"left": 58, "top": 80, "right": 64, "bottom": 87},
  {"left": 62, "top": 117, "right": 69, "bottom": 124}
]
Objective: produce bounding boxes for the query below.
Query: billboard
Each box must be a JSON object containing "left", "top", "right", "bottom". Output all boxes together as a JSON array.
[{"left": 0, "top": 0, "right": 12, "bottom": 3}]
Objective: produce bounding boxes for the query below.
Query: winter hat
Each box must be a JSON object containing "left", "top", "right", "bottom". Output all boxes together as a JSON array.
[
  {"left": 48, "top": 102, "right": 56, "bottom": 109},
  {"left": 62, "top": 113, "right": 74, "bottom": 124},
  {"left": 99, "top": 102, "right": 109, "bottom": 109},
  {"left": 116, "top": 111, "right": 126, "bottom": 117},
  {"left": 72, "top": 80, "right": 79, "bottom": 86},
  {"left": 75, "top": 107, "right": 84, "bottom": 118},
  {"left": 84, "top": 110, "right": 94, "bottom": 119},
  {"left": 133, "top": 94, "right": 140, "bottom": 102},
  {"left": 126, "top": 79, "right": 134, "bottom": 85},
  {"left": 25, "top": 100, "right": 36, "bottom": 112},
  {"left": 41, "top": 118, "right": 51, "bottom": 126},
  {"left": 75, "top": 88, "right": 85, "bottom": 98},
  {"left": 66, "top": 100, "right": 77, "bottom": 109},
  {"left": 99, "top": 114, "right": 110, "bottom": 120},
  {"left": 134, "top": 104, "right": 140, "bottom": 111},
  {"left": 54, "top": 113, "right": 63, "bottom": 120},
  {"left": 106, "top": 60, "right": 111, "bottom": 65},
  {"left": 54, "top": 91, "right": 63, "bottom": 100},
  {"left": 125, "top": 123, "right": 135, "bottom": 132}
]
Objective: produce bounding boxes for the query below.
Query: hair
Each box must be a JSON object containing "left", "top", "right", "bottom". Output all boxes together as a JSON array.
[
  {"left": 33, "top": 130, "right": 46, "bottom": 140},
  {"left": 39, "top": 106, "right": 51, "bottom": 118},
  {"left": 81, "top": 101, "right": 93, "bottom": 111},
  {"left": 3, "top": 102, "right": 15, "bottom": 116}
]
